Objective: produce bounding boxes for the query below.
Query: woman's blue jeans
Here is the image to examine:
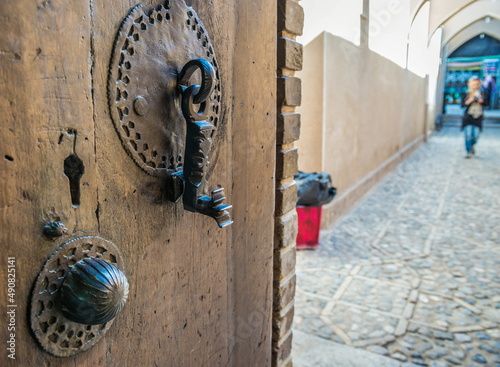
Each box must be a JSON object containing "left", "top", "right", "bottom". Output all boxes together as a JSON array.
[{"left": 464, "top": 125, "right": 480, "bottom": 154}]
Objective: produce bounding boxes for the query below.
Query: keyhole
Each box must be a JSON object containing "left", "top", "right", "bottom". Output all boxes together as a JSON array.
[{"left": 64, "top": 154, "right": 85, "bottom": 207}]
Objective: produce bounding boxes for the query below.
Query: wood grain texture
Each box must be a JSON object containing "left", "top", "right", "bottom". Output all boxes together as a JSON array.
[
  {"left": 230, "top": 0, "right": 277, "bottom": 365},
  {"left": 0, "top": 0, "right": 99, "bottom": 365},
  {"left": 0, "top": 0, "right": 276, "bottom": 365}
]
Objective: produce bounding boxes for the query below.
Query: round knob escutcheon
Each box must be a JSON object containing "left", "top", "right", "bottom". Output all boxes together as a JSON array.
[{"left": 60, "top": 257, "right": 129, "bottom": 325}]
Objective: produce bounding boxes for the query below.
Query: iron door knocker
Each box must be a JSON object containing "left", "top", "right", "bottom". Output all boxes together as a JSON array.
[
  {"left": 108, "top": 1, "right": 232, "bottom": 228},
  {"left": 176, "top": 59, "right": 232, "bottom": 227}
]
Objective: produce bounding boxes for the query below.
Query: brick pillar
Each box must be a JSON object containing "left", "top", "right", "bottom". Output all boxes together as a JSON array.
[{"left": 273, "top": 1, "right": 303, "bottom": 366}]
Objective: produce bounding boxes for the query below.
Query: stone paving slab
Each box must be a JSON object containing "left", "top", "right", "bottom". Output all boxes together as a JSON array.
[
  {"left": 293, "top": 128, "right": 500, "bottom": 367},
  {"left": 293, "top": 329, "right": 403, "bottom": 367}
]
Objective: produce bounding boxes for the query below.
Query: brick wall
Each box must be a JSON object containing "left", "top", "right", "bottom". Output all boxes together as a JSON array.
[{"left": 272, "top": 0, "right": 303, "bottom": 366}]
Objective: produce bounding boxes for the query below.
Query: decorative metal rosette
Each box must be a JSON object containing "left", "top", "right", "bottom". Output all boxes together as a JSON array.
[
  {"left": 30, "top": 236, "right": 126, "bottom": 357},
  {"left": 108, "top": 1, "right": 221, "bottom": 177}
]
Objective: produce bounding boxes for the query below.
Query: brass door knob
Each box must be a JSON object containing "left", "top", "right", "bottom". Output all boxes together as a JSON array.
[{"left": 60, "top": 257, "right": 129, "bottom": 325}]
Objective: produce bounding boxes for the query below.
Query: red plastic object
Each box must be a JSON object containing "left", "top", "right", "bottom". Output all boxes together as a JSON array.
[{"left": 296, "top": 206, "right": 322, "bottom": 249}]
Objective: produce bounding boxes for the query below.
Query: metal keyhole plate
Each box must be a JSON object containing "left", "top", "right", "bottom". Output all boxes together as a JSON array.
[{"left": 108, "top": 1, "right": 221, "bottom": 177}]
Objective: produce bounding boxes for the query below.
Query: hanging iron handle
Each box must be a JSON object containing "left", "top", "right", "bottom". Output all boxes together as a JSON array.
[
  {"left": 176, "top": 59, "right": 233, "bottom": 228},
  {"left": 178, "top": 59, "right": 215, "bottom": 104}
]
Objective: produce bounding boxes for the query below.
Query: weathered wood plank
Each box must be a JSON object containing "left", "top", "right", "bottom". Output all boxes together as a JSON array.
[
  {"left": 0, "top": 0, "right": 98, "bottom": 365},
  {"left": 230, "top": 0, "right": 277, "bottom": 364},
  {"left": 91, "top": 0, "right": 235, "bottom": 365}
]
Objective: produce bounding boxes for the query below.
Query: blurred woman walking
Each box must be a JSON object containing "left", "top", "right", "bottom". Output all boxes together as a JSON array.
[{"left": 461, "top": 76, "right": 488, "bottom": 158}]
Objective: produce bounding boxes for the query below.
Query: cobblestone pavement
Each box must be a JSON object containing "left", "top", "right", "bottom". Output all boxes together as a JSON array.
[{"left": 293, "top": 128, "right": 500, "bottom": 367}]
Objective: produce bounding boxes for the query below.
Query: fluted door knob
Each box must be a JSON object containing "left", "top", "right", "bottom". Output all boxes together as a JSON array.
[{"left": 60, "top": 257, "right": 129, "bottom": 325}]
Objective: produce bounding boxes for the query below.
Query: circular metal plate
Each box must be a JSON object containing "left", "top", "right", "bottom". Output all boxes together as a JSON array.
[
  {"left": 108, "top": 1, "right": 221, "bottom": 177},
  {"left": 30, "top": 236, "right": 125, "bottom": 357}
]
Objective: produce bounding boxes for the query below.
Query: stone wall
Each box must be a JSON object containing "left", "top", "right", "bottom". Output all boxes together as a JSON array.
[{"left": 272, "top": 0, "right": 303, "bottom": 366}]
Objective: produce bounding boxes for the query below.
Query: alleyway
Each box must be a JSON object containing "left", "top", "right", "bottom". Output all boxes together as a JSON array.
[{"left": 292, "top": 128, "right": 500, "bottom": 367}]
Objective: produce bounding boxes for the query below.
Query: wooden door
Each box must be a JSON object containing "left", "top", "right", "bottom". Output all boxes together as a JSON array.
[{"left": 0, "top": 0, "right": 276, "bottom": 365}]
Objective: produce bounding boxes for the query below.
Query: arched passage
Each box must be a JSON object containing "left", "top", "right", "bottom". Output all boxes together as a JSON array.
[
  {"left": 448, "top": 18, "right": 500, "bottom": 54},
  {"left": 442, "top": 33, "right": 500, "bottom": 116},
  {"left": 424, "top": 0, "right": 500, "bottom": 124}
]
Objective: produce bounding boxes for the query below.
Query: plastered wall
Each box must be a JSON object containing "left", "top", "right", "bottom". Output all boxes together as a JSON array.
[
  {"left": 297, "top": 31, "right": 426, "bottom": 200},
  {"left": 295, "top": 34, "right": 324, "bottom": 173}
]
